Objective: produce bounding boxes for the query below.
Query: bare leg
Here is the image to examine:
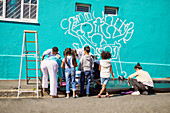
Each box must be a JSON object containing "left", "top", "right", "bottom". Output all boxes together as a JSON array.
[
  {"left": 73, "top": 91, "right": 76, "bottom": 97},
  {"left": 99, "top": 84, "right": 106, "bottom": 95},
  {"left": 105, "top": 88, "right": 109, "bottom": 95},
  {"left": 67, "top": 93, "right": 69, "bottom": 98}
]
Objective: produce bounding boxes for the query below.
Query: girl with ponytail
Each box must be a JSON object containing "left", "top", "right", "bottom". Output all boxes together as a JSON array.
[{"left": 61, "top": 48, "right": 78, "bottom": 98}]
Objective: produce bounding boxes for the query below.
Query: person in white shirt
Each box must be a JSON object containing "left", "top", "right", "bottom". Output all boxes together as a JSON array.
[
  {"left": 128, "top": 63, "right": 154, "bottom": 95},
  {"left": 41, "top": 47, "right": 62, "bottom": 98},
  {"left": 97, "top": 51, "right": 115, "bottom": 98},
  {"left": 41, "top": 47, "right": 60, "bottom": 61}
]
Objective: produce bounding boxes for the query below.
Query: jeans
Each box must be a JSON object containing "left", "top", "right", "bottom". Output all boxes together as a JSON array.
[
  {"left": 80, "top": 71, "right": 91, "bottom": 95},
  {"left": 101, "top": 77, "right": 110, "bottom": 85},
  {"left": 131, "top": 79, "right": 153, "bottom": 92},
  {"left": 65, "top": 67, "right": 76, "bottom": 93}
]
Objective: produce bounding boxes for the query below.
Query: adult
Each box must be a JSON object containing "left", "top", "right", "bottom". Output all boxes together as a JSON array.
[
  {"left": 41, "top": 47, "right": 62, "bottom": 98},
  {"left": 41, "top": 47, "right": 60, "bottom": 61},
  {"left": 128, "top": 63, "right": 154, "bottom": 95}
]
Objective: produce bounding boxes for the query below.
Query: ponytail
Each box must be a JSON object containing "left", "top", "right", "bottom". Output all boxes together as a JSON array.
[
  {"left": 134, "top": 63, "right": 142, "bottom": 69},
  {"left": 64, "top": 48, "right": 71, "bottom": 68},
  {"left": 71, "top": 49, "right": 77, "bottom": 68}
]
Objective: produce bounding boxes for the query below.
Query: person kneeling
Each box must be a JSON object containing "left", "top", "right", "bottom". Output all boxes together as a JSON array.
[{"left": 127, "top": 63, "right": 154, "bottom": 95}]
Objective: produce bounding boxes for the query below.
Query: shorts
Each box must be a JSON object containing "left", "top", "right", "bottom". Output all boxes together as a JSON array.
[{"left": 101, "top": 77, "right": 110, "bottom": 85}]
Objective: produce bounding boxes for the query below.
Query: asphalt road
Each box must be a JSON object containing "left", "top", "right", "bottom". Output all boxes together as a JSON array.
[{"left": 0, "top": 93, "right": 170, "bottom": 113}]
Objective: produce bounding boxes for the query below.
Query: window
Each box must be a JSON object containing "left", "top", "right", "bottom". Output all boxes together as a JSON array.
[
  {"left": 6, "top": 0, "right": 21, "bottom": 19},
  {"left": 23, "top": 0, "right": 37, "bottom": 19},
  {"left": 0, "top": 0, "right": 38, "bottom": 23},
  {"left": 76, "top": 3, "right": 91, "bottom": 12},
  {"left": 105, "top": 6, "right": 118, "bottom": 16},
  {"left": 0, "top": 0, "right": 3, "bottom": 17}
]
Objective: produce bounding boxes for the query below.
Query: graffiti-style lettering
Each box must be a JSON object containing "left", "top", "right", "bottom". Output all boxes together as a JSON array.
[{"left": 60, "top": 12, "right": 134, "bottom": 77}]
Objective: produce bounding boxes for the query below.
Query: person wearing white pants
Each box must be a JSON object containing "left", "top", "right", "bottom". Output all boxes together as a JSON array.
[
  {"left": 41, "top": 47, "right": 62, "bottom": 98},
  {"left": 41, "top": 59, "right": 58, "bottom": 97}
]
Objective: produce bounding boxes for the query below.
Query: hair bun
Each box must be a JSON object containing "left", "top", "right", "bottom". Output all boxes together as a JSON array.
[
  {"left": 134, "top": 63, "right": 142, "bottom": 69},
  {"left": 137, "top": 63, "right": 140, "bottom": 66}
]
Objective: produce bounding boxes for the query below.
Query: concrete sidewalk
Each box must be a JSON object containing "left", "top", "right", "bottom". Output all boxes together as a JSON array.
[
  {"left": 0, "top": 93, "right": 170, "bottom": 113},
  {"left": 0, "top": 80, "right": 170, "bottom": 113},
  {"left": 0, "top": 80, "right": 42, "bottom": 97}
]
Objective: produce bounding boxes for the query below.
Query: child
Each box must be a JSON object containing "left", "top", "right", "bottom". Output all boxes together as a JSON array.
[
  {"left": 92, "top": 56, "right": 100, "bottom": 80},
  {"left": 127, "top": 63, "right": 154, "bottom": 95},
  {"left": 61, "top": 48, "right": 78, "bottom": 98},
  {"left": 56, "top": 54, "right": 62, "bottom": 88},
  {"left": 79, "top": 46, "right": 94, "bottom": 97},
  {"left": 91, "top": 56, "right": 101, "bottom": 87},
  {"left": 97, "top": 51, "right": 115, "bottom": 98}
]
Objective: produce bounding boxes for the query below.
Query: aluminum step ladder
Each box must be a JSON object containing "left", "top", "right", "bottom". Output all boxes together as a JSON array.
[{"left": 17, "top": 30, "right": 41, "bottom": 98}]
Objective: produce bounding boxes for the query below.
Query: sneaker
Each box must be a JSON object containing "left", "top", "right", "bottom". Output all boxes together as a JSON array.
[
  {"left": 97, "top": 94, "right": 101, "bottom": 98},
  {"left": 131, "top": 91, "right": 140, "bottom": 95},
  {"left": 73, "top": 95, "right": 78, "bottom": 98},
  {"left": 142, "top": 91, "right": 148, "bottom": 95},
  {"left": 66, "top": 97, "right": 70, "bottom": 99},
  {"left": 106, "top": 94, "right": 110, "bottom": 98}
]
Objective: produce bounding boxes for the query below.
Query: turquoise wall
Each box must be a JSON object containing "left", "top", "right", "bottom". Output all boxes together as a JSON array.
[{"left": 0, "top": 0, "right": 170, "bottom": 79}]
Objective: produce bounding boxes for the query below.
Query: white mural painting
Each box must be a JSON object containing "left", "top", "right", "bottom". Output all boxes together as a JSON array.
[{"left": 60, "top": 12, "right": 134, "bottom": 77}]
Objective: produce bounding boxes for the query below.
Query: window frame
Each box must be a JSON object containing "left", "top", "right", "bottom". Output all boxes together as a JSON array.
[
  {"left": 75, "top": 3, "right": 91, "bottom": 13},
  {"left": 0, "top": 0, "right": 39, "bottom": 23},
  {"left": 104, "top": 6, "right": 119, "bottom": 16}
]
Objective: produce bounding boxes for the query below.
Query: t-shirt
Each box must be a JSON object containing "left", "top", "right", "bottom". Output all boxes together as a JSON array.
[
  {"left": 79, "top": 55, "right": 94, "bottom": 72},
  {"left": 62, "top": 56, "right": 74, "bottom": 69},
  {"left": 128, "top": 70, "right": 154, "bottom": 87},
  {"left": 100, "top": 59, "right": 111, "bottom": 78},
  {"left": 43, "top": 49, "right": 60, "bottom": 58}
]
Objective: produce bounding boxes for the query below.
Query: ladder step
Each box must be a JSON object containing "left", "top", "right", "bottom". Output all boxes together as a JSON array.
[
  {"left": 25, "top": 51, "right": 36, "bottom": 53},
  {"left": 19, "top": 91, "right": 37, "bottom": 93},
  {"left": 27, "top": 69, "right": 41, "bottom": 70},
  {"left": 22, "top": 54, "right": 37, "bottom": 56},
  {"left": 24, "top": 30, "right": 37, "bottom": 33},
  {"left": 26, "top": 41, "right": 36, "bottom": 43},
  {"left": 27, "top": 60, "right": 40, "bottom": 62},
  {"left": 27, "top": 77, "right": 42, "bottom": 78}
]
